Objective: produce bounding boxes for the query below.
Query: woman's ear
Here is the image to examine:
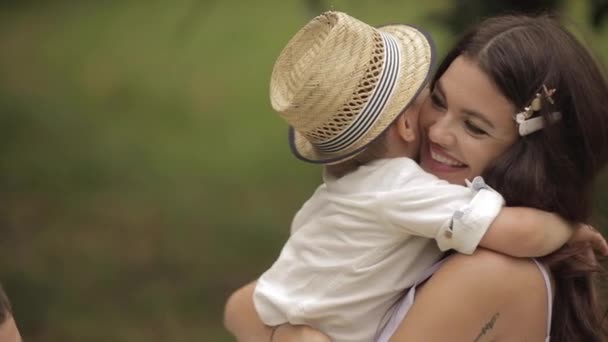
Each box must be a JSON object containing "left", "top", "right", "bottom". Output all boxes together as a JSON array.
[{"left": 395, "top": 113, "right": 416, "bottom": 143}]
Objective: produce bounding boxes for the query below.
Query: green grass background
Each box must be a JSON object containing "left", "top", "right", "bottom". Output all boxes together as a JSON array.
[{"left": 0, "top": 1, "right": 606, "bottom": 341}]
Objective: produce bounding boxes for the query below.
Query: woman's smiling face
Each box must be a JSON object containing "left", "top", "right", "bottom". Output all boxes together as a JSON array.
[{"left": 419, "top": 56, "right": 519, "bottom": 185}]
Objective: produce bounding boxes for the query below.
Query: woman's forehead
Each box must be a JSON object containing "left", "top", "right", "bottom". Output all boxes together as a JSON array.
[{"left": 439, "top": 56, "right": 517, "bottom": 133}]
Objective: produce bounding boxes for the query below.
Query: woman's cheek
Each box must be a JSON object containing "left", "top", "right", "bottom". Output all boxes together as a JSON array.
[{"left": 418, "top": 98, "right": 435, "bottom": 128}]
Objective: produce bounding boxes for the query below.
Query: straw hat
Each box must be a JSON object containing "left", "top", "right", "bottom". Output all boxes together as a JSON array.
[{"left": 270, "top": 11, "right": 436, "bottom": 164}]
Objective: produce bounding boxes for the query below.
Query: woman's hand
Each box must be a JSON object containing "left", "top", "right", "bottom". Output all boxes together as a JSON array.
[{"left": 272, "top": 324, "right": 331, "bottom": 342}]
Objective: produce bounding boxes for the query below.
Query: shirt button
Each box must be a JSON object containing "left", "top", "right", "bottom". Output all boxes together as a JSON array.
[{"left": 444, "top": 230, "right": 453, "bottom": 238}]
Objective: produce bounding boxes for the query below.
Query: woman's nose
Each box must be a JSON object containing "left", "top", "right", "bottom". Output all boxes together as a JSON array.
[{"left": 428, "top": 114, "right": 456, "bottom": 147}]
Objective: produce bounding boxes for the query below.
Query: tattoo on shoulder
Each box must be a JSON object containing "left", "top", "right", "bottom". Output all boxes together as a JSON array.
[{"left": 473, "top": 312, "right": 500, "bottom": 342}]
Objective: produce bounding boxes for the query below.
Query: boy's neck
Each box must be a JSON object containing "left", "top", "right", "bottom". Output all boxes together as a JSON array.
[
  {"left": 383, "top": 142, "right": 417, "bottom": 159},
  {"left": 383, "top": 126, "right": 418, "bottom": 160}
]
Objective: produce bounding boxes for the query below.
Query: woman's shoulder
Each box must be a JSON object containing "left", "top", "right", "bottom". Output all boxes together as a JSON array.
[
  {"left": 436, "top": 249, "right": 549, "bottom": 296},
  {"left": 433, "top": 249, "right": 550, "bottom": 338},
  {"left": 389, "top": 249, "right": 550, "bottom": 341},
  {"left": 443, "top": 248, "right": 539, "bottom": 274}
]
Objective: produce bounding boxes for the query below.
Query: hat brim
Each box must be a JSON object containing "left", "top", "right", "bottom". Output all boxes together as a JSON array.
[{"left": 288, "top": 24, "right": 436, "bottom": 165}]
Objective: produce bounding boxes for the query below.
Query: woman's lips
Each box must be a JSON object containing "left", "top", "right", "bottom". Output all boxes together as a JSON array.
[{"left": 423, "top": 143, "right": 467, "bottom": 172}]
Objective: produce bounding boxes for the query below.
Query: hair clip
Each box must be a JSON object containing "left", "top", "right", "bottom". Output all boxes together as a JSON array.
[
  {"left": 516, "top": 111, "right": 562, "bottom": 136},
  {"left": 514, "top": 85, "right": 560, "bottom": 136}
]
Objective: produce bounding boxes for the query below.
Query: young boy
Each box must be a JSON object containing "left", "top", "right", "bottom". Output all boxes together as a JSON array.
[
  {"left": 226, "top": 11, "right": 581, "bottom": 342},
  {"left": 0, "top": 285, "right": 21, "bottom": 342}
]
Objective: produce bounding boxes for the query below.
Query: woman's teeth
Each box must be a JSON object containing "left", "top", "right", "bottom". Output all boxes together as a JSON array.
[{"left": 430, "top": 150, "right": 465, "bottom": 167}]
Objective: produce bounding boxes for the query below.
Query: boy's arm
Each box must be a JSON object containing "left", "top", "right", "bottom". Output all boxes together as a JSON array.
[
  {"left": 381, "top": 175, "right": 504, "bottom": 255},
  {"left": 479, "top": 207, "right": 573, "bottom": 257},
  {"left": 484, "top": 219, "right": 608, "bottom": 258}
]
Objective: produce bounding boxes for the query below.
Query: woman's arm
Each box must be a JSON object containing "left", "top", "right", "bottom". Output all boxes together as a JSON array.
[
  {"left": 223, "top": 281, "right": 331, "bottom": 342},
  {"left": 224, "top": 281, "right": 274, "bottom": 342},
  {"left": 389, "top": 249, "right": 549, "bottom": 341}
]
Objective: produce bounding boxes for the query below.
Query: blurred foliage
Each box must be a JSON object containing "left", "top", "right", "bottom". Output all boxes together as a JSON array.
[
  {"left": 0, "top": 1, "right": 605, "bottom": 341},
  {"left": 591, "top": 0, "right": 608, "bottom": 28},
  {"left": 433, "top": 0, "right": 608, "bottom": 33}
]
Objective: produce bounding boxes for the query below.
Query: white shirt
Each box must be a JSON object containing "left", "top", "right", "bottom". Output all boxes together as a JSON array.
[{"left": 253, "top": 158, "right": 504, "bottom": 342}]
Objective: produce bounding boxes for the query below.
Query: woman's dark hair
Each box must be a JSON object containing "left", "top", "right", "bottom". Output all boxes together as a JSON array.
[{"left": 431, "top": 15, "right": 608, "bottom": 341}]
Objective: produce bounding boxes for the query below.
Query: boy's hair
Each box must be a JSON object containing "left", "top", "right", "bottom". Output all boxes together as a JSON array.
[
  {"left": 0, "top": 284, "right": 12, "bottom": 324},
  {"left": 324, "top": 129, "right": 389, "bottom": 178}
]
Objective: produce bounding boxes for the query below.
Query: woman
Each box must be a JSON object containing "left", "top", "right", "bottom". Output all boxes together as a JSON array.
[
  {"left": 382, "top": 14, "right": 608, "bottom": 341},
  {"left": 225, "top": 14, "right": 608, "bottom": 341}
]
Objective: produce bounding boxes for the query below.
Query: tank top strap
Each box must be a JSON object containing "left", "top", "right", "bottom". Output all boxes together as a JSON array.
[
  {"left": 532, "top": 258, "right": 552, "bottom": 342},
  {"left": 415, "top": 258, "right": 448, "bottom": 283},
  {"left": 376, "top": 259, "right": 448, "bottom": 342}
]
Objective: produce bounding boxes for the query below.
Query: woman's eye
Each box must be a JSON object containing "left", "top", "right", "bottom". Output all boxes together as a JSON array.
[
  {"left": 464, "top": 120, "right": 487, "bottom": 136},
  {"left": 430, "top": 92, "right": 445, "bottom": 109}
]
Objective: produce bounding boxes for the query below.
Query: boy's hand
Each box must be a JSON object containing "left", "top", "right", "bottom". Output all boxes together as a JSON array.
[
  {"left": 272, "top": 324, "right": 331, "bottom": 342},
  {"left": 569, "top": 224, "right": 608, "bottom": 256}
]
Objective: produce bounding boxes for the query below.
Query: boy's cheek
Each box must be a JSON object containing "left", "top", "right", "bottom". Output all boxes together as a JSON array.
[{"left": 416, "top": 87, "right": 431, "bottom": 107}]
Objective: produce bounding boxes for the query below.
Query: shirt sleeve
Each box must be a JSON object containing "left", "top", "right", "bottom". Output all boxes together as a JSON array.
[
  {"left": 379, "top": 176, "right": 504, "bottom": 254},
  {"left": 290, "top": 184, "right": 327, "bottom": 235},
  {"left": 253, "top": 278, "right": 290, "bottom": 326}
]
